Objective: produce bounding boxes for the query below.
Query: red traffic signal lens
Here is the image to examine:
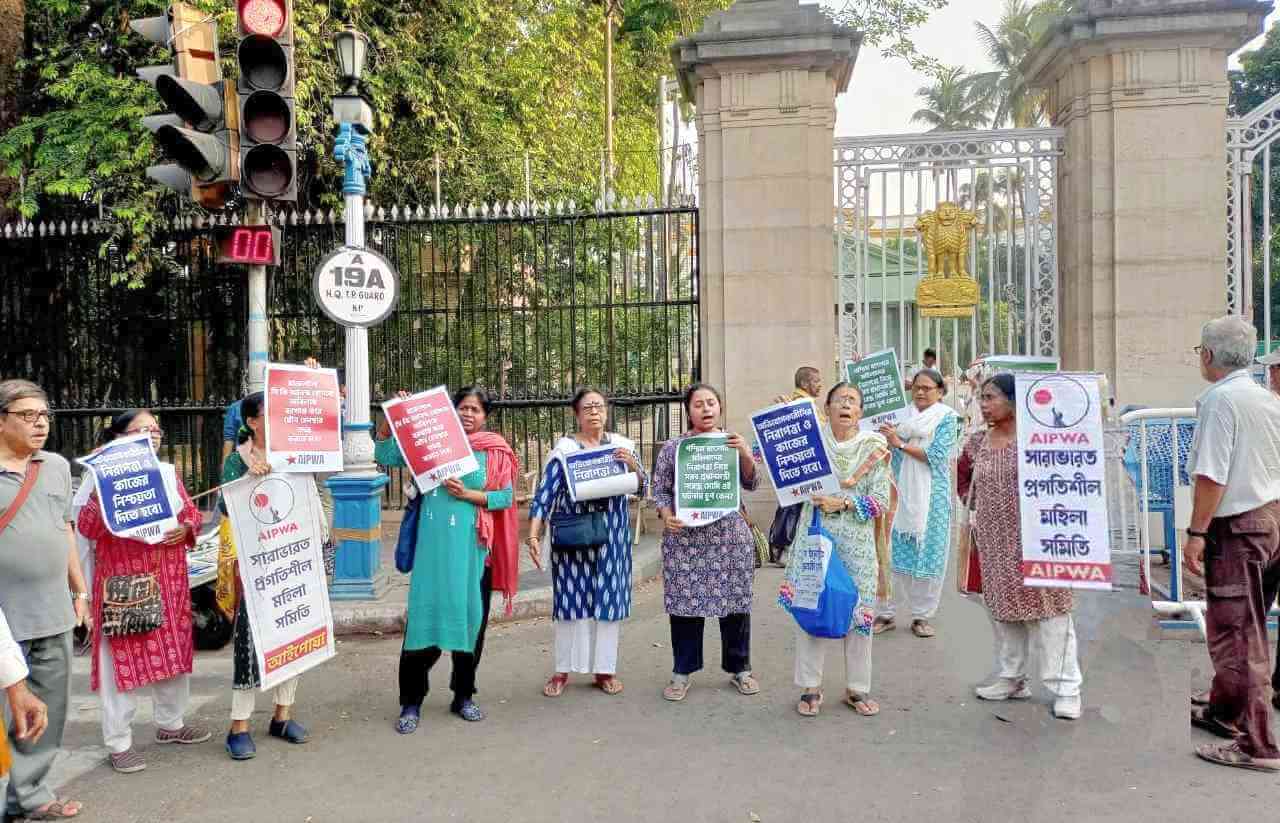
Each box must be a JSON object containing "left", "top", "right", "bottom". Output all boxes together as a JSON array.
[
  {"left": 238, "top": 0, "right": 287, "bottom": 37},
  {"left": 237, "top": 35, "right": 289, "bottom": 91},
  {"left": 243, "top": 91, "right": 290, "bottom": 144},
  {"left": 242, "top": 144, "right": 294, "bottom": 197}
]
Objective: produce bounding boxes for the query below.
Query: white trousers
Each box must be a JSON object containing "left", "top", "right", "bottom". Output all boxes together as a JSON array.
[
  {"left": 793, "top": 626, "right": 873, "bottom": 695},
  {"left": 554, "top": 619, "right": 620, "bottom": 675},
  {"left": 990, "top": 612, "right": 1083, "bottom": 698},
  {"left": 877, "top": 571, "right": 946, "bottom": 620},
  {"left": 98, "top": 642, "right": 188, "bottom": 754},
  {"left": 229, "top": 677, "right": 299, "bottom": 721}
]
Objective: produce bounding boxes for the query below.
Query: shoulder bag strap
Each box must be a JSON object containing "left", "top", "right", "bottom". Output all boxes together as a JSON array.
[{"left": 0, "top": 460, "right": 41, "bottom": 538}]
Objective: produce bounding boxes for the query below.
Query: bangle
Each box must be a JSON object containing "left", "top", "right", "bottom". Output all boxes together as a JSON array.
[
  {"left": 71, "top": 592, "right": 89, "bottom": 601},
  {"left": 1187, "top": 528, "right": 1210, "bottom": 539}
]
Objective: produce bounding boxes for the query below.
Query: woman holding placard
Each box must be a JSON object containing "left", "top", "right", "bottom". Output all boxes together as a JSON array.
[
  {"left": 875, "top": 368, "right": 959, "bottom": 638},
  {"left": 527, "top": 388, "right": 646, "bottom": 697},
  {"left": 77, "top": 410, "right": 211, "bottom": 773},
  {"left": 652, "top": 383, "right": 760, "bottom": 702},
  {"left": 957, "top": 374, "right": 1082, "bottom": 720},
  {"left": 220, "top": 392, "right": 312, "bottom": 760},
  {"left": 374, "top": 386, "right": 518, "bottom": 732},
  {"left": 781, "top": 383, "right": 893, "bottom": 718}
]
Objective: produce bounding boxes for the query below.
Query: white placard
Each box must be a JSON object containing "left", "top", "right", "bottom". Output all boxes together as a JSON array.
[
  {"left": 225, "top": 472, "right": 336, "bottom": 690},
  {"left": 1016, "top": 373, "right": 1112, "bottom": 590}
]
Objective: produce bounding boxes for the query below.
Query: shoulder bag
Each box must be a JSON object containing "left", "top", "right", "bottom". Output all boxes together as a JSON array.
[
  {"left": 0, "top": 460, "right": 40, "bottom": 779},
  {"left": 549, "top": 435, "right": 612, "bottom": 552},
  {"left": 101, "top": 573, "right": 165, "bottom": 637}
]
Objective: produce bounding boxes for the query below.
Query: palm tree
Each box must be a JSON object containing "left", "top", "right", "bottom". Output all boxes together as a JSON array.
[
  {"left": 910, "top": 66, "right": 992, "bottom": 132},
  {"left": 970, "top": 0, "right": 1066, "bottom": 128},
  {"left": 911, "top": 67, "right": 990, "bottom": 198}
]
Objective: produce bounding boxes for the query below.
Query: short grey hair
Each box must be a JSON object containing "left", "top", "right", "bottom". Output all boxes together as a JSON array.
[
  {"left": 0, "top": 379, "right": 47, "bottom": 411},
  {"left": 1201, "top": 315, "right": 1257, "bottom": 370}
]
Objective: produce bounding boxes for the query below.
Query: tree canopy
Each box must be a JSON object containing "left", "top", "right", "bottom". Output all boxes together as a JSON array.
[{"left": 0, "top": 0, "right": 951, "bottom": 250}]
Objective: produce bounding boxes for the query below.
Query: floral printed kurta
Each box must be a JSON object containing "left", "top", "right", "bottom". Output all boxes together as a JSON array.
[
  {"left": 77, "top": 471, "right": 202, "bottom": 693},
  {"left": 652, "top": 433, "right": 760, "bottom": 618},
  {"left": 958, "top": 431, "right": 1073, "bottom": 622},
  {"left": 786, "top": 430, "right": 892, "bottom": 635}
]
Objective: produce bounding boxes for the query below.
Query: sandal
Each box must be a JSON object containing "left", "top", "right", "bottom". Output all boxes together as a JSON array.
[
  {"left": 845, "top": 691, "right": 880, "bottom": 716},
  {"left": 543, "top": 673, "right": 569, "bottom": 698},
  {"left": 872, "top": 617, "right": 896, "bottom": 635},
  {"left": 593, "top": 674, "right": 623, "bottom": 695},
  {"left": 22, "top": 799, "right": 83, "bottom": 820},
  {"left": 1191, "top": 705, "right": 1240, "bottom": 740},
  {"left": 796, "top": 691, "right": 823, "bottom": 717},
  {"left": 396, "top": 706, "right": 420, "bottom": 735},
  {"left": 663, "top": 678, "right": 690, "bottom": 702},
  {"left": 1195, "top": 741, "right": 1280, "bottom": 772},
  {"left": 731, "top": 672, "right": 760, "bottom": 696},
  {"left": 910, "top": 619, "right": 936, "bottom": 638}
]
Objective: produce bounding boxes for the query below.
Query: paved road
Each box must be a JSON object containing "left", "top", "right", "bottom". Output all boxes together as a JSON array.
[{"left": 34, "top": 569, "right": 1278, "bottom": 822}]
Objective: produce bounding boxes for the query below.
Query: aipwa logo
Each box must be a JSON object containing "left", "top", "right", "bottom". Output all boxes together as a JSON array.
[
  {"left": 249, "top": 477, "right": 295, "bottom": 526},
  {"left": 1026, "top": 376, "right": 1090, "bottom": 430}
]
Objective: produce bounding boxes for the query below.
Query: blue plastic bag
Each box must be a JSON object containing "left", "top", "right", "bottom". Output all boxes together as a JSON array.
[
  {"left": 780, "top": 509, "right": 859, "bottom": 639},
  {"left": 394, "top": 493, "right": 423, "bottom": 574}
]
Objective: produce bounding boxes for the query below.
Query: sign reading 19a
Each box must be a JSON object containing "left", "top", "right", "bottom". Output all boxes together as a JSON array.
[{"left": 312, "top": 245, "right": 400, "bottom": 328}]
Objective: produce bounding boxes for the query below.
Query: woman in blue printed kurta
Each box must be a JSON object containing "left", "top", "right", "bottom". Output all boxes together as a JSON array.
[
  {"left": 876, "top": 368, "right": 959, "bottom": 638},
  {"left": 527, "top": 389, "right": 647, "bottom": 697}
]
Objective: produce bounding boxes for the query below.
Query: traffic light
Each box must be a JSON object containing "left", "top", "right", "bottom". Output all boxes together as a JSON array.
[
  {"left": 236, "top": 0, "right": 297, "bottom": 201},
  {"left": 132, "top": 2, "right": 234, "bottom": 209}
]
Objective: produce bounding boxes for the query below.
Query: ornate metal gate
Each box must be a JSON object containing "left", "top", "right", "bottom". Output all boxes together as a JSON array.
[
  {"left": 834, "top": 128, "right": 1064, "bottom": 377},
  {"left": 1227, "top": 88, "right": 1280, "bottom": 352}
]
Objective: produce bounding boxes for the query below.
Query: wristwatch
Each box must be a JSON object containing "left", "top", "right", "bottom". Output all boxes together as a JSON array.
[{"left": 1186, "top": 528, "right": 1210, "bottom": 540}]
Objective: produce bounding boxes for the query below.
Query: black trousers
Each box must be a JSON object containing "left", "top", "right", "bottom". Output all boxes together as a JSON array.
[
  {"left": 670, "top": 613, "right": 750, "bottom": 676},
  {"left": 399, "top": 566, "right": 493, "bottom": 709}
]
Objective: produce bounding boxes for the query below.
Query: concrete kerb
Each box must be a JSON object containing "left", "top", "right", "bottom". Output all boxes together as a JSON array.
[{"left": 332, "top": 536, "right": 665, "bottom": 637}]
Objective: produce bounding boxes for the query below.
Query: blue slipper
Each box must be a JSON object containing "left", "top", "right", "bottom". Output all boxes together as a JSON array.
[
  {"left": 268, "top": 718, "right": 310, "bottom": 744},
  {"left": 225, "top": 731, "right": 257, "bottom": 760},
  {"left": 451, "top": 699, "right": 484, "bottom": 722},
  {"left": 396, "top": 706, "right": 421, "bottom": 735}
]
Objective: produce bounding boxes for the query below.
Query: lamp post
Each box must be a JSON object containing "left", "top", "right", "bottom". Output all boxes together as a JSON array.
[{"left": 326, "top": 24, "right": 388, "bottom": 600}]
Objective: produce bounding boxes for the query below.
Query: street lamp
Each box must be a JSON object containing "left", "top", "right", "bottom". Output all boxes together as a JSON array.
[
  {"left": 325, "top": 24, "right": 389, "bottom": 600},
  {"left": 333, "top": 25, "right": 369, "bottom": 95}
]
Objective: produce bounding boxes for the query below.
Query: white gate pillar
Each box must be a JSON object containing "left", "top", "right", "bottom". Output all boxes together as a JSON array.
[
  {"left": 673, "top": 0, "right": 859, "bottom": 515},
  {"left": 1025, "top": 0, "right": 1268, "bottom": 407}
]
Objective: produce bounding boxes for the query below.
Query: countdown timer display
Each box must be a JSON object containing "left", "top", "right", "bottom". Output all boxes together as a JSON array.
[{"left": 215, "top": 225, "right": 282, "bottom": 266}]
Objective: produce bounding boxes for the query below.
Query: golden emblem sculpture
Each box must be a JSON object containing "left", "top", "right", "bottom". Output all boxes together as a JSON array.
[{"left": 915, "top": 201, "right": 981, "bottom": 318}]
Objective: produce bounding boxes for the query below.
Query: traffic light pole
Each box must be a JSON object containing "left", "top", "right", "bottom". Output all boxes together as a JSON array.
[
  {"left": 246, "top": 199, "right": 270, "bottom": 392},
  {"left": 327, "top": 121, "right": 388, "bottom": 601}
]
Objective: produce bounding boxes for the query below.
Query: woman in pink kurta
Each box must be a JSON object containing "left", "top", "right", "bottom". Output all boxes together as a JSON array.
[
  {"left": 957, "top": 374, "right": 1083, "bottom": 721},
  {"left": 76, "top": 410, "right": 211, "bottom": 774}
]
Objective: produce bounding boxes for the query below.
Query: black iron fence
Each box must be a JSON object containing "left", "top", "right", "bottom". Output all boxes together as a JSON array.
[{"left": 1, "top": 206, "right": 700, "bottom": 506}]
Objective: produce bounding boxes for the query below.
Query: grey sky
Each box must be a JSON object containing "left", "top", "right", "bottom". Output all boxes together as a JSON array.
[{"left": 824, "top": 0, "right": 1277, "bottom": 137}]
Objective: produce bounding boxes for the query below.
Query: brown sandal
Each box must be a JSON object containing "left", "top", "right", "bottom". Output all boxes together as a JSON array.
[
  {"left": 663, "top": 678, "right": 690, "bottom": 702},
  {"left": 23, "top": 799, "right": 83, "bottom": 820},
  {"left": 797, "top": 691, "right": 823, "bottom": 717},
  {"left": 911, "top": 619, "right": 936, "bottom": 638},
  {"left": 593, "top": 674, "right": 623, "bottom": 695},
  {"left": 872, "top": 617, "right": 896, "bottom": 635},
  {"left": 1196, "top": 741, "right": 1280, "bottom": 772},
  {"left": 845, "top": 691, "right": 880, "bottom": 716},
  {"left": 542, "top": 673, "right": 569, "bottom": 698},
  {"left": 1190, "top": 705, "right": 1240, "bottom": 740}
]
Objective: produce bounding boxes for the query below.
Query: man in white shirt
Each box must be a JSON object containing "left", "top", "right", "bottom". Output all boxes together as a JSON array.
[
  {"left": 1184, "top": 315, "right": 1280, "bottom": 772},
  {"left": 2, "top": 606, "right": 49, "bottom": 762}
]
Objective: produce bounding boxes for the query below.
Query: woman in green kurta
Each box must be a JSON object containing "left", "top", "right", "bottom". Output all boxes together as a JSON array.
[{"left": 374, "top": 386, "right": 518, "bottom": 733}]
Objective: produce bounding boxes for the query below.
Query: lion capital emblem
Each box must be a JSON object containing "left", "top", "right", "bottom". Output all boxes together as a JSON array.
[{"left": 914, "top": 201, "right": 980, "bottom": 318}]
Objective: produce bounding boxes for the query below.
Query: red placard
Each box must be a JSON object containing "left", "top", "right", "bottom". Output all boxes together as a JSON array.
[
  {"left": 383, "top": 387, "right": 478, "bottom": 493},
  {"left": 265, "top": 363, "right": 343, "bottom": 472}
]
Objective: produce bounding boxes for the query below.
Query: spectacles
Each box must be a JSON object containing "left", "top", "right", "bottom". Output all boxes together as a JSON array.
[
  {"left": 831, "top": 398, "right": 860, "bottom": 408},
  {"left": 1193, "top": 345, "right": 1205, "bottom": 355},
  {"left": 126, "top": 426, "right": 164, "bottom": 438},
  {"left": 578, "top": 403, "right": 606, "bottom": 412},
  {"left": 912, "top": 384, "right": 941, "bottom": 393},
  {"left": 1, "top": 409, "right": 52, "bottom": 424}
]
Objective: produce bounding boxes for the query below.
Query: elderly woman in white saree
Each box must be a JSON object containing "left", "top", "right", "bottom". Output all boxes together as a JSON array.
[{"left": 875, "top": 368, "right": 960, "bottom": 638}]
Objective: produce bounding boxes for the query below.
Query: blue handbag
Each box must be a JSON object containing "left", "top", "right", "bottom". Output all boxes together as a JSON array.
[
  {"left": 394, "top": 493, "right": 423, "bottom": 574},
  {"left": 784, "top": 510, "right": 859, "bottom": 639}
]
